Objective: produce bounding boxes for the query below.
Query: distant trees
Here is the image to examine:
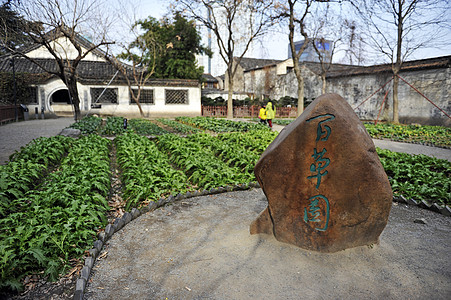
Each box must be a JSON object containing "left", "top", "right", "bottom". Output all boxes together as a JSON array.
[
  {"left": 153, "top": 13, "right": 210, "bottom": 80},
  {"left": 0, "top": 1, "right": 36, "bottom": 55},
  {"left": 175, "top": 0, "right": 275, "bottom": 119},
  {"left": 107, "top": 12, "right": 209, "bottom": 116},
  {"left": 1, "top": 0, "right": 114, "bottom": 120},
  {"left": 352, "top": 0, "right": 450, "bottom": 123},
  {"left": 273, "top": 0, "right": 322, "bottom": 116}
]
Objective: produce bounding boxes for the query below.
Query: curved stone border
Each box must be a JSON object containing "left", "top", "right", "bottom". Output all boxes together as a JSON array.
[
  {"left": 72, "top": 182, "right": 258, "bottom": 300},
  {"left": 393, "top": 195, "right": 451, "bottom": 216},
  {"left": 73, "top": 181, "right": 449, "bottom": 299}
]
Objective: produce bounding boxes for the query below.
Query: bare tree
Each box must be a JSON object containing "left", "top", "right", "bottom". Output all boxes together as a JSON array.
[
  {"left": 105, "top": 10, "right": 162, "bottom": 117},
  {"left": 278, "top": 0, "right": 313, "bottom": 117},
  {"left": 2, "top": 0, "right": 114, "bottom": 120},
  {"left": 310, "top": 4, "right": 351, "bottom": 94},
  {"left": 340, "top": 19, "right": 366, "bottom": 66},
  {"left": 352, "top": 0, "right": 450, "bottom": 123},
  {"left": 175, "top": 0, "right": 275, "bottom": 119}
]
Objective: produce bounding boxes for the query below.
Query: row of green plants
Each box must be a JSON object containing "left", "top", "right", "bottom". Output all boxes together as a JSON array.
[
  {"left": 176, "top": 116, "right": 269, "bottom": 132},
  {"left": 1, "top": 136, "right": 74, "bottom": 218},
  {"left": 377, "top": 148, "right": 450, "bottom": 206},
  {"left": 115, "top": 133, "right": 190, "bottom": 210},
  {"left": 2, "top": 119, "right": 449, "bottom": 293},
  {"left": 69, "top": 115, "right": 103, "bottom": 134},
  {"left": 364, "top": 123, "right": 451, "bottom": 147},
  {"left": 128, "top": 118, "right": 169, "bottom": 136},
  {"left": 69, "top": 116, "right": 203, "bottom": 136},
  {"left": 252, "top": 118, "right": 450, "bottom": 148},
  {"left": 186, "top": 133, "right": 259, "bottom": 180},
  {"left": 217, "top": 130, "right": 279, "bottom": 154},
  {"left": 157, "top": 118, "right": 201, "bottom": 134},
  {"left": 156, "top": 134, "right": 248, "bottom": 190},
  {"left": 0, "top": 135, "right": 111, "bottom": 292}
]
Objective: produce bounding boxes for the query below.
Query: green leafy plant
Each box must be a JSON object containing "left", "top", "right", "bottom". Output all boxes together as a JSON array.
[
  {"left": 0, "top": 135, "right": 111, "bottom": 292},
  {"left": 273, "top": 119, "right": 295, "bottom": 126},
  {"left": 377, "top": 148, "right": 450, "bottom": 206},
  {"left": 157, "top": 118, "right": 201, "bottom": 134},
  {"left": 69, "top": 115, "right": 103, "bottom": 134},
  {"left": 156, "top": 133, "right": 247, "bottom": 189},
  {"left": 175, "top": 116, "right": 270, "bottom": 132},
  {"left": 365, "top": 123, "right": 450, "bottom": 147},
  {"left": 101, "top": 116, "right": 128, "bottom": 136},
  {"left": 128, "top": 119, "right": 169, "bottom": 136},
  {"left": 115, "top": 133, "right": 190, "bottom": 210}
]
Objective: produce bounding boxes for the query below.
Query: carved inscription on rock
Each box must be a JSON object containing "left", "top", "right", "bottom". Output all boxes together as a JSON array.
[{"left": 250, "top": 93, "right": 392, "bottom": 253}]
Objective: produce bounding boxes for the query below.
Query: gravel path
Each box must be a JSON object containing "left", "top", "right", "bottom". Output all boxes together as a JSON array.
[{"left": 84, "top": 189, "right": 451, "bottom": 300}]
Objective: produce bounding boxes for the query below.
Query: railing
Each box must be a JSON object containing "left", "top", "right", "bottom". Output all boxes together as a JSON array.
[
  {"left": 201, "top": 105, "right": 298, "bottom": 118},
  {"left": 0, "top": 105, "right": 23, "bottom": 124}
]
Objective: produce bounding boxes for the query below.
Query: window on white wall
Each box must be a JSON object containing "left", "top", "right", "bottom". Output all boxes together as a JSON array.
[
  {"left": 90, "top": 88, "right": 118, "bottom": 104},
  {"left": 130, "top": 89, "right": 154, "bottom": 104},
  {"left": 165, "top": 89, "right": 188, "bottom": 104}
]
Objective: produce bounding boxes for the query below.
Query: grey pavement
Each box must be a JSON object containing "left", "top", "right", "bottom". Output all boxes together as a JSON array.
[
  {"left": 372, "top": 139, "right": 451, "bottom": 162},
  {"left": 0, "top": 117, "right": 74, "bottom": 164},
  {"left": 85, "top": 189, "right": 451, "bottom": 300}
]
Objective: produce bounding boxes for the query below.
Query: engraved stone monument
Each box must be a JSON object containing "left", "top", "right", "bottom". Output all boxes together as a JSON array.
[{"left": 250, "top": 93, "right": 392, "bottom": 252}]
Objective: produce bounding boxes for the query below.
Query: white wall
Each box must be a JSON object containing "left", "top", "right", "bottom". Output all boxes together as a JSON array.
[
  {"left": 35, "top": 78, "right": 201, "bottom": 118},
  {"left": 27, "top": 37, "right": 105, "bottom": 62}
]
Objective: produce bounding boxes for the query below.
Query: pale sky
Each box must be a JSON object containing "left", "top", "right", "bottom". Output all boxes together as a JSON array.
[{"left": 130, "top": 0, "right": 450, "bottom": 75}]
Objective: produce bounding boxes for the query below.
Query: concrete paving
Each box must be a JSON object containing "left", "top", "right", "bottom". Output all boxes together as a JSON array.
[
  {"left": 0, "top": 117, "right": 74, "bottom": 164},
  {"left": 373, "top": 139, "right": 451, "bottom": 162},
  {"left": 84, "top": 189, "right": 451, "bottom": 300}
]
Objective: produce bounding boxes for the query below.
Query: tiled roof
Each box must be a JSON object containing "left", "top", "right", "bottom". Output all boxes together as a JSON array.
[
  {"left": 0, "top": 57, "right": 199, "bottom": 87},
  {"left": 237, "top": 55, "right": 450, "bottom": 78},
  {"left": 202, "top": 73, "right": 218, "bottom": 83},
  {"left": 326, "top": 55, "right": 450, "bottom": 78},
  {"left": 235, "top": 57, "right": 284, "bottom": 71}
]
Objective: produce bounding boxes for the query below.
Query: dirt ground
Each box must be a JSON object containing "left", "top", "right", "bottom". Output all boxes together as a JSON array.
[{"left": 84, "top": 188, "right": 451, "bottom": 300}]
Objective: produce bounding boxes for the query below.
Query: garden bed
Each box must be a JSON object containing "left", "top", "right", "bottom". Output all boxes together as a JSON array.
[{"left": 2, "top": 116, "right": 449, "bottom": 297}]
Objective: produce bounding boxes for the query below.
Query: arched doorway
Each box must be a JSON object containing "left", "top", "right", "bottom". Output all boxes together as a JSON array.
[
  {"left": 50, "top": 88, "right": 73, "bottom": 116},
  {"left": 51, "top": 89, "right": 70, "bottom": 104}
]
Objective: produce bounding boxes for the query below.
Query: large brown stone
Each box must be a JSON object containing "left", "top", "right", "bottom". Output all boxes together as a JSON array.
[{"left": 250, "top": 93, "right": 393, "bottom": 253}]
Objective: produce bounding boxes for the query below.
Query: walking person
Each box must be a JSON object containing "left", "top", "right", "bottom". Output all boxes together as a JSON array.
[
  {"left": 258, "top": 105, "right": 267, "bottom": 125},
  {"left": 265, "top": 101, "right": 276, "bottom": 128}
]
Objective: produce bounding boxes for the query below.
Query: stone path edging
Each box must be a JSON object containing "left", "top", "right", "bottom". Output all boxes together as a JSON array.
[{"left": 73, "top": 181, "right": 450, "bottom": 300}]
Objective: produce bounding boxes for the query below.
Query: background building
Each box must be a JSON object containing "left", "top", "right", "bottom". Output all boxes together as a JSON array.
[{"left": 288, "top": 39, "right": 334, "bottom": 63}]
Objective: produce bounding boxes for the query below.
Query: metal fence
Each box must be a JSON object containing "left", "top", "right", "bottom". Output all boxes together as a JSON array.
[{"left": 201, "top": 105, "right": 298, "bottom": 118}]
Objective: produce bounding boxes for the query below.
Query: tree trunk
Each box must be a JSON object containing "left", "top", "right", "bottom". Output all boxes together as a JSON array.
[
  {"left": 322, "top": 74, "right": 326, "bottom": 94},
  {"left": 227, "top": 75, "right": 234, "bottom": 119},
  {"left": 297, "top": 77, "right": 304, "bottom": 117},
  {"left": 392, "top": 74, "right": 399, "bottom": 123},
  {"left": 67, "top": 78, "right": 81, "bottom": 120},
  {"left": 293, "top": 64, "right": 304, "bottom": 117},
  {"left": 131, "top": 90, "right": 144, "bottom": 117}
]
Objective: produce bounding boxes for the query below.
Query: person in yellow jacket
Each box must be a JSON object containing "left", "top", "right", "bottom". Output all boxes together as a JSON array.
[
  {"left": 258, "top": 105, "right": 267, "bottom": 125},
  {"left": 265, "top": 101, "right": 276, "bottom": 128}
]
